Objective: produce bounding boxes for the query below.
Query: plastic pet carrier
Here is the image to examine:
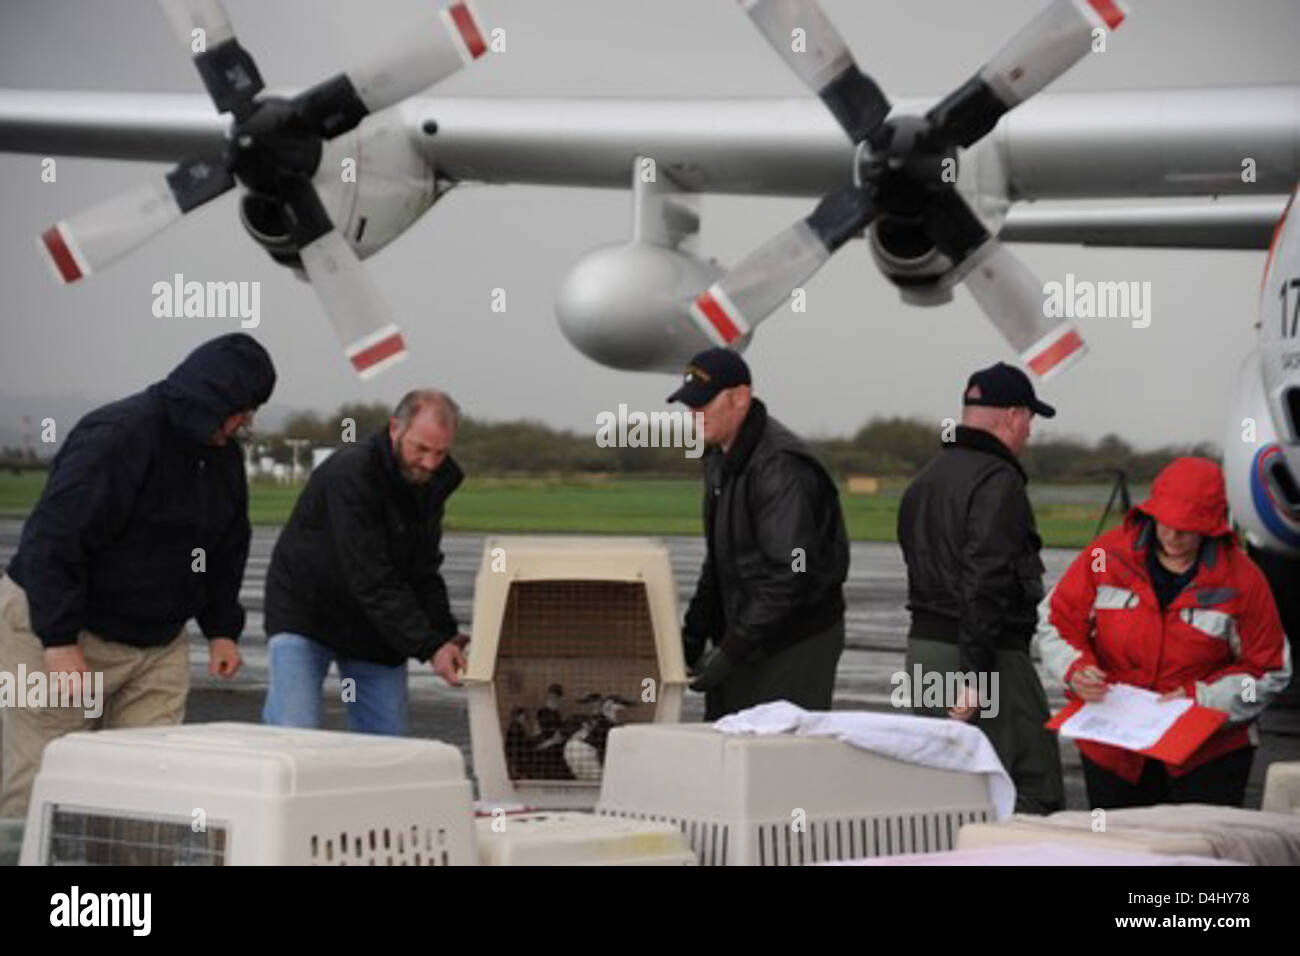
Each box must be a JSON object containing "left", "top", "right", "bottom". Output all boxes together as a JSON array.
[
  {"left": 464, "top": 535, "right": 688, "bottom": 809},
  {"left": 20, "top": 723, "right": 478, "bottom": 866},
  {"left": 595, "top": 724, "right": 995, "bottom": 865},
  {"left": 475, "top": 810, "right": 695, "bottom": 865}
]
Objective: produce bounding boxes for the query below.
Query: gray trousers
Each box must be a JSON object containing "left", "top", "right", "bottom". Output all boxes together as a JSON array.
[
  {"left": 704, "top": 618, "right": 845, "bottom": 721},
  {"left": 906, "top": 636, "right": 1065, "bottom": 814}
]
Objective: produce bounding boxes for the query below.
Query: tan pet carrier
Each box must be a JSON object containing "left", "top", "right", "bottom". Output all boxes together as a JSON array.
[
  {"left": 464, "top": 535, "right": 689, "bottom": 809},
  {"left": 1263, "top": 761, "right": 1300, "bottom": 814},
  {"left": 475, "top": 811, "right": 696, "bottom": 865},
  {"left": 20, "top": 723, "right": 478, "bottom": 866},
  {"left": 595, "top": 723, "right": 996, "bottom": 865}
]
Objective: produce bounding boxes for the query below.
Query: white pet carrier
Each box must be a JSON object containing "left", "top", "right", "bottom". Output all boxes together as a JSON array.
[
  {"left": 959, "top": 805, "right": 1300, "bottom": 863},
  {"left": 957, "top": 817, "right": 1218, "bottom": 857},
  {"left": 595, "top": 724, "right": 995, "bottom": 865},
  {"left": 20, "top": 723, "right": 478, "bottom": 866},
  {"left": 475, "top": 811, "right": 696, "bottom": 865},
  {"left": 1263, "top": 760, "right": 1300, "bottom": 814},
  {"left": 464, "top": 536, "right": 688, "bottom": 809}
]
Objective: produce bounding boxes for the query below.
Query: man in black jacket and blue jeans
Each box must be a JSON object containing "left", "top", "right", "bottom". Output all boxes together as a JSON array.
[
  {"left": 671, "top": 348, "right": 849, "bottom": 720},
  {"left": 262, "top": 389, "right": 468, "bottom": 735},
  {"left": 0, "top": 333, "right": 276, "bottom": 817}
]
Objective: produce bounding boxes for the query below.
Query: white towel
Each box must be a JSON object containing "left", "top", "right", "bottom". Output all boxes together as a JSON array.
[{"left": 714, "top": 700, "right": 1017, "bottom": 821}]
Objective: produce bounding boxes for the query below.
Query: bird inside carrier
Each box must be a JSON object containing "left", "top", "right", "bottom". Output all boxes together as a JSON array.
[{"left": 464, "top": 536, "right": 688, "bottom": 809}]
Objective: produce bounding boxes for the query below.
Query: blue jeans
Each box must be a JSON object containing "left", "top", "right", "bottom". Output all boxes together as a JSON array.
[{"left": 262, "top": 632, "right": 409, "bottom": 736}]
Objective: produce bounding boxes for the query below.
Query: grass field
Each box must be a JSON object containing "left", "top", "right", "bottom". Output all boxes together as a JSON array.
[{"left": 0, "top": 472, "right": 1138, "bottom": 549}]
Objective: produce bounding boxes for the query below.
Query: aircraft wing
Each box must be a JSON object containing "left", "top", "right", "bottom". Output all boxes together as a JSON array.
[
  {"left": 998, "top": 196, "right": 1288, "bottom": 249},
  {"left": 1, "top": 85, "right": 1297, "bottom": 249}
]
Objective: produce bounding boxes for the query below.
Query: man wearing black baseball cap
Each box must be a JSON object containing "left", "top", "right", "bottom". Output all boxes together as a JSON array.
[
  {"left": 669, "top": 347, "right": 849, "bottom": 719},
  {"left": 896, "top": 361, "right": 1065, "bottom": 813}
]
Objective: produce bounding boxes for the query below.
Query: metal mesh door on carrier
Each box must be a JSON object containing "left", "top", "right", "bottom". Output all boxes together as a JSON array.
[{"left": 464, "top": 536, "right": 688, "bottom": 809}]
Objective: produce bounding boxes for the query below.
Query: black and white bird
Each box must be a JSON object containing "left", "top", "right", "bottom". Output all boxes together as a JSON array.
[
  {"left": 563, "top": 693, "right": 634, "bottom": 780},
  {"left": 535, "top": 683, "right": 565, "bottom": 749},
  {"left": 504, "top": 707, "right": 538, "bottom": 779},
  {"left": 589, "top": 694, "right": 634, "bottom": 761},
  {"left": 562, "top": 719, "right": 601, "bottom": 782}
]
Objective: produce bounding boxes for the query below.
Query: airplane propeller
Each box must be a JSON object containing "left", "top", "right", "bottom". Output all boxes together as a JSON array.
[
  {"left": 692, "top": 0, "right": 1126, "bottom": 379},
  {"left": 38, "top": 0, "right": 488, "bottom": 379}
]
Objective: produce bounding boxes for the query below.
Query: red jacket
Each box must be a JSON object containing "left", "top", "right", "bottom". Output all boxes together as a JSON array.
[{"left": 1037, "top": 514, "right": 1291, "bottom": 783}]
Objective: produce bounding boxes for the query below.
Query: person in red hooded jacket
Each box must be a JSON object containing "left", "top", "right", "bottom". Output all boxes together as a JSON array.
[{"left": 1036, "top": 457, "right": 1292, "bottom": 808}]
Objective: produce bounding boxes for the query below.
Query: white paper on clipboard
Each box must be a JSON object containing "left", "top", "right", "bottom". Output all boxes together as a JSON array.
[{"left": 1058, "top": 684, "right": 1193, "bottom": 751}]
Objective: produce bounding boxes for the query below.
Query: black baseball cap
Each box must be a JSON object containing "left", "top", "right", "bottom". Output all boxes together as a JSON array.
[
  {"left": 963, "top": 361, "right": 1056, "bottom": 418},
  {"left": 666, "top": 348, "right": 752, "bottom": 408}
]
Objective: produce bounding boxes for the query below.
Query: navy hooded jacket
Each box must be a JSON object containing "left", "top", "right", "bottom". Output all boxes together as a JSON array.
[{"left": 7, "top": 334, "right": 276, "bottom": 649}]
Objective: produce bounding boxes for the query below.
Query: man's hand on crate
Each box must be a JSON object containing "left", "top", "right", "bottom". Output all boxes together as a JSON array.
[{"left": 432, "top": 634, "right": 470, "bottom": 687}]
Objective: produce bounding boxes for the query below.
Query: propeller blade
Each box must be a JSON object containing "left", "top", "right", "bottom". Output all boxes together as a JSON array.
[
  {"left": 157, "top": 0, "right": 264, "bottom": 118},
  {"left": 298, "top": 228, "right": 409, "bottom": 379},
  {"left": 689, "top": 186, "right": 875, "bottom": 346},
  {"left": 332, "top": 0, "right": 487, "bottom": 125},
  {"left": 740, "top": 0, "right": 889, "bottom": 144},
  {"left": 40, "top": 156, "right": 233, "bottom": 283},
  {"left": 246, "top": 178, "right": 406, "bottom": 379},
  {"left": 962, "top": 240, "right": 1088, "bottom": 380},
  {"left": 927, "top": 0, "right": 1126, "bottom": 148},
  {"left": 918, "top": 188, "right": 1085, "bottom": 378},
  {"left": 921, "top": 187, "right": 993, "bottom": 267}
]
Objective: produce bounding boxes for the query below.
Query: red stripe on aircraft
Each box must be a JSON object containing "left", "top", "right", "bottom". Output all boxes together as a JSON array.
[
  {"left": 1087, "top": 0, "right": 1125, "bottom": 30},
  {"left": 449, "top": 3, "right": 488, "bottom": 59},
  {"left": 695, "top": 292, "right": 743, "bottom": 344},
  {"left": 1027, "top": 330, "right": 1084, "bottom": 377},
  {"left": 351, "top": 331, "right": 406, "bottom": 374},
  {"left": 1262, "top": 190, "right": 1295, "bottom": 292},
  {"left": 41, "top": 226, "right": 82, "bottom": 283}
]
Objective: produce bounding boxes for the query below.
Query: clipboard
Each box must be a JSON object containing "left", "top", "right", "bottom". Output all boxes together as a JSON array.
[{"left": 1046, "top": 698, "right": 1229, "bottom": 766}]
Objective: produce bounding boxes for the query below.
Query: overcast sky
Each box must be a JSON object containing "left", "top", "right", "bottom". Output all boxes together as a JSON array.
[{"left": 2, "top": 0, "right": 1298, "bottom": 449}]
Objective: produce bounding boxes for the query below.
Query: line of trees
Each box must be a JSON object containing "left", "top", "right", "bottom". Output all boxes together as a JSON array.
[
  {"left": 0, "top": 446, "right": 47, "bottom": 475},
  {"left": 255, "top": 405, "right": 1216, "bottom": 483},
  {"left": 818, "top": 418, "right": 1217, "bottom": 484}
]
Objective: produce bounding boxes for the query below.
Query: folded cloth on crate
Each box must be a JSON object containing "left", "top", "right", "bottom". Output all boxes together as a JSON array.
[
  {"left": 1019, "top": 804, "right": 1300, "bottom": 866},
  {"left": 713, "top": 700, "right": 1015, "bottom": 821}
]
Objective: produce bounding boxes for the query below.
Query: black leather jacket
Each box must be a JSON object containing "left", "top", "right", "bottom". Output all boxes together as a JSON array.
[
  {"left": 682, "top": 399, "right": 848, "bottom": 665},
  {"left": 897, "top": 425, "right": 1045, "bottom": 673}
]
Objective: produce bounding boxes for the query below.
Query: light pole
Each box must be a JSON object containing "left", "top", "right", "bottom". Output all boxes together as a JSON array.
[{"left": 285, "top": 439, "right": 311, "bottom": 484}]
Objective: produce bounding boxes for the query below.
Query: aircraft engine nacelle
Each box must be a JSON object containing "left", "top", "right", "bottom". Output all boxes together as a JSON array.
[
  {"left": 556, "top": 241, "right": 727, "bottom": 373},
  {"left": 865, "top": 165, "right": 1011, "bottom": 309},
  {"left": 866, "top": 217, "right": 958, "bottom": 307},
  {"left": 243, "top": 108, "right": 446, "bottom": 269},
  {"left": 1227, "top": 347, "right": 1300, "bottom": 557}
]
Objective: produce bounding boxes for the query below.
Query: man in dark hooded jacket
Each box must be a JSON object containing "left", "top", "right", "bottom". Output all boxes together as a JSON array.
[{"left": 0, "top": 333, "right": 276, "bottom": 817}]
